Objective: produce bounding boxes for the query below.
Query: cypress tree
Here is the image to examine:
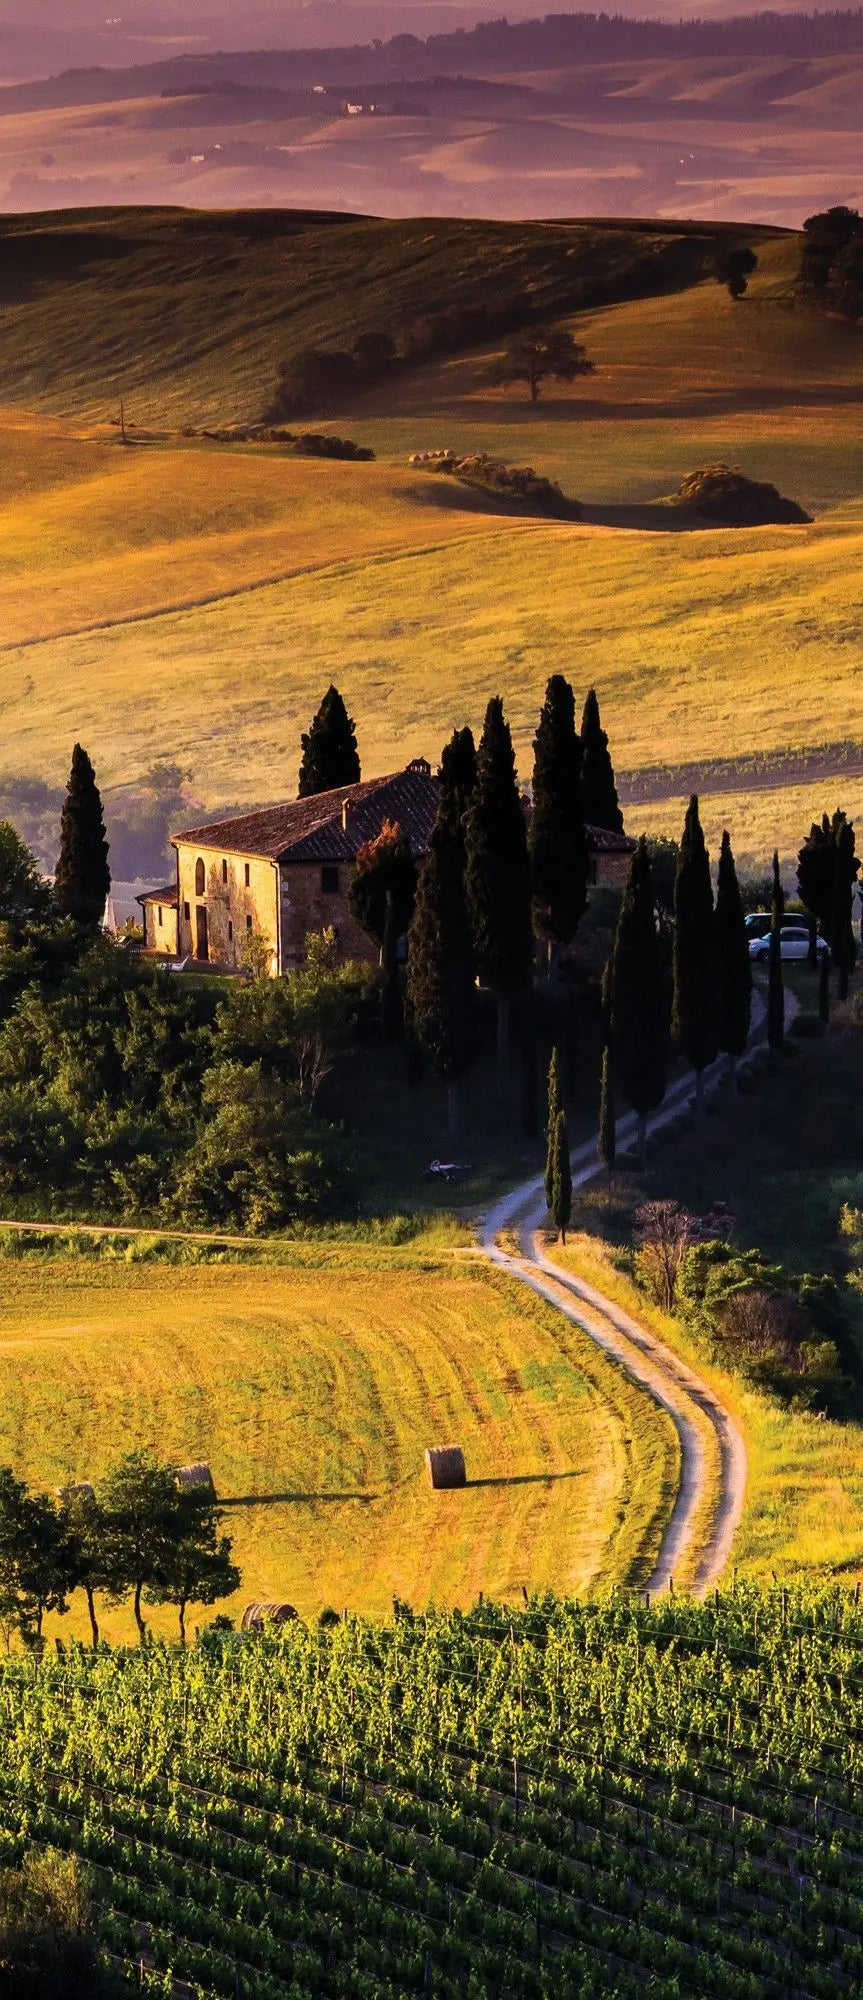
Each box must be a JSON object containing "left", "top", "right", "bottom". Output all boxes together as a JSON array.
[
  {"left": 550, "top": 1109, "right": 572, "bottom": 1244},
  {"left": 598, "top": 960, "right": 616, "bottom": 1176},
  {"left": 465, "top": 696, "right": 534, "bottom": 1082},
  {"left": 832, "top": 816, "right": 858, "bottom": 999},
  {"left": 438, "top": 726, "right": 477, "bottom": 826},
  {"left": 767, "top": 850, "right": 785, "bottom": 1052},
  {"left": 520, "top": 991, "right": 539, "bottom": 1140},
  {"left": 715, "top": 830, "right": 752, "bottom": 1086},
  {"left": 580, "top": 687, "right": 624, "bottom": 833},
  {"left": 530, "top": 674, "right": 589, "bottom": 968},
  {"left": 54, "top": 743, "right": 111, "bottom": 928},
  {"left": 611, "top": 837, "right": 669, "bottom": 1153},
  {"left": 406, "top": 794, "right": 477, "bottom": 1140},
  {"left": 544, "top": 1045, "right": 563, "bottom": 1209},
  {"left": 297, "top": 685, "right": 361, "bottom": 798},
  {"left": 672, "top": 795, "right": 718, "bottom": 1113}
]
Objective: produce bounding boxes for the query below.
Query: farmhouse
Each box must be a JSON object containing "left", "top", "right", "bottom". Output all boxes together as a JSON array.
[{"left": 138, "top": 759, "right": 634, "bottom": 974}]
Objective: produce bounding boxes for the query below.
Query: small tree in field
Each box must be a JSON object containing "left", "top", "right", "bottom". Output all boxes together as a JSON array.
[
  {"left": 488, "top": 327, "right": 593, "bottom": 404},
  {"left": 715, "top": 245, "right": 758, "bottom": 298},
  {"left": 635, "top": 1200, "right": 696, "bottom": 1312},
  {"left": 100, "top": 1452, "right": 184, "bottom": 1644}
]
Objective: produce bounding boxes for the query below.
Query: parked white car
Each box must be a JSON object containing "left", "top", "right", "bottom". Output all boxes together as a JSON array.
[{"left": 748, "top": 926, "right": 828, "bottom": 963}]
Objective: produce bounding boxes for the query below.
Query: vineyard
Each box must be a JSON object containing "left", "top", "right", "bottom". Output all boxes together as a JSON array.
[{"left": 3, "top": 1586, "right": 863, "bottom": 1996}]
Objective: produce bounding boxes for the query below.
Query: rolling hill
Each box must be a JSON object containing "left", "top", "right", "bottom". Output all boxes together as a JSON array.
[{"left": 0, "top": 208, "right": 860, "bottom": 870}]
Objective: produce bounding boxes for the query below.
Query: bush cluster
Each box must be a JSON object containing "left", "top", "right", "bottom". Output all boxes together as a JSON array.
[
  {"left": 409, "top": 448, "right": 573, "bottom": 514},
  {"left": 676, "top": 1240, "right": 855, "bottom": 1409}
]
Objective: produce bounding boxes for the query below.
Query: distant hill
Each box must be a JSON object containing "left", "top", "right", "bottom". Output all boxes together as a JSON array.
[{"left": 0, "top": 206, "right": 775, "bottom": 425}]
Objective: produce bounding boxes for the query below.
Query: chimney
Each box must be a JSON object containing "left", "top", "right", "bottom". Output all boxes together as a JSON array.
[{"left": 341, "top": 799, "right": 349, "bottom": 832}]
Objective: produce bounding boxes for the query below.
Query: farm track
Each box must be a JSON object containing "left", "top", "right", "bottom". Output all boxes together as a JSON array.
[{"left": 479, "top": 997, "right": 782, "bottom": 1595}]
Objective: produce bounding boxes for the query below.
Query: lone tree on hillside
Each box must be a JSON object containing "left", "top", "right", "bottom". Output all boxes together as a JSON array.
[
  {"left": 715, "top": 829, "right": 752, "bottom": 1085},
  {"left": 465, "top": 697, "right": 534, "bottom": 1082},
  {"left": 768, "top": 851, "right": 785, "bottom": 1051},
  {"left": 580, "top": 687, "right": 624, "bottom": 834},
  {"left": 53, "top": 745, "right": 110, "bottom": 929},
  {"left": 407, "top": 785, "right": 477, "bottom": 1140},
  {"left": 672, "top": 795, "right": 718, "bottom": 1113},
  {"left": 550, "top": 1109, "right": 572, "bottom": 1244},
  {"left": 530, "top": 674, "right": 589, "bottom": 968},
  {"left": 610, "top": 838, "right": 669, "bottom": 1153},
  {"left": 487, "top": 327, "right": 594, "bottom": 404},
  {"left": 298, "top": 686, "right": 361, "bottom": 798},
  {"left": 715, "top": 244, "right": 758, "bottom": 299}
]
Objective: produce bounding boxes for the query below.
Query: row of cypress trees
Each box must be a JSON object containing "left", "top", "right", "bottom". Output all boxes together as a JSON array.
[
  {"left": 595, "top": 799, "right": 753, "bottom": 1184},
  {"left": 406, "top": 676, "right": 620, "bottom": 1133}
]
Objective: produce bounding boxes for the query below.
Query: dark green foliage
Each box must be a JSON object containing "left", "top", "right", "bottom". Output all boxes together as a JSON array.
[
  {"left": 672, "top": 795, "right": 718, "bottom": 1078},
  {"left": 465, "top": 697, "right": 534, "bottom": 996},
  {"left": 0, "top": 1848, "right": 106, "bottom": 1999},
  {"left": 599, "top": 1041, "right": 616, "bottom": 1175},
  {"left": 644, "top": 835, "right": 678, "bottom": 931},
  {"left": 715, "top": 243, "right": 758, "bottom": 297},
  {"left": 172, "top": 1060, "right": 341, "bottom": 1233},
  {"left": 487, "top": 325, "right": 593, "bottom": 403},
  {"left": 349, "top": 821, "right": 418, "bottom": 952},
  {"left": 53, "top": 745, "right": 110, "bottom": 929},
  {"left": 519, "top": 992, "right": 539, "bottom": 1140},
  {"left": 266, "top": 346, "right": 359, "bottom": 417},
  {"left": 550, "top": 1109, "right": 572, "bottom": 1242},
  {"left": 800, "top": 205, "right": 863, "bottom": 314},
  {"left": 297, "top": 685, "right": 361, "bottom": 798},
  {"left": 818, "top": 951, "right": 831, "bottom": 1023},
  {"left": 610, "top": 838, "right": 668, "bottom": 1132},
  {"left": 146, "top": 1488, "right": 240, "bottom": 1647},
  {"left": 544, "top": 1045, "right": 563, "bottom": 1209},
  {"left": 832, "top": 816, "right": 859, "bottom": 999},
  {"left": 767, "top": 851, "right": 785, "bottom": 1053},
  {"left": 438, "top": 727, "right": 477, "bottom": 828},
  {"left": 678, "top": 1240, "right": 849, "bottom": 1409},
  {"left": 0, "top": 824, "right": 49, "bottom": 933},
  {"left": 0, "top": 1468, "right": 74, "bottom": 1648},
  {"left": 715, "top": 830, "right": 752, "bottom": 1059},
  {"left": 580, "top": 688, "right": 624, "bottom": 834},
  {"left": 530, "top": 674, "right": 589, "bottom": 953},
  {"left": 797, "top": 810, "right": 859, "bottom": 962},
  {"left": 406, "top": 798, "right": 477, "bottom": 1088}
]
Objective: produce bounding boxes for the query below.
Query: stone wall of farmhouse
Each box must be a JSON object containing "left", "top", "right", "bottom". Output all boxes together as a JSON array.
[
  {"left": 141, "top": 901, "right": 179, "bottom": 955},
  {"left": 279, "top": 862, "right": 378, "bottom": 968},
  {"left": 176, "top": 844, "right": 279, "bottom": 973}
]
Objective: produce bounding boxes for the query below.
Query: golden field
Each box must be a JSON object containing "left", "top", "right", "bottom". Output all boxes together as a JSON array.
[
  {"left": 0, "top": 233, "right": 860, "bottom": 867},
  {"left": 0, "top": 1247, "right": 678, "bottom": 1642}
]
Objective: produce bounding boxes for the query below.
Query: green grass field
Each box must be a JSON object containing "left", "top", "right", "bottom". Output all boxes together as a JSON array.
[
  {"left": 0, "top": 223, "right": 860, "bottom": 868},
  {"left": 0, "top": 1243, "right": 678, "bottom": 1641}
]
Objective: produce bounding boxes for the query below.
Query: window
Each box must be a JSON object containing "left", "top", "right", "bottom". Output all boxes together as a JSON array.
[
  {"left": 244, "top": 863, "right": 250, "bottom": 888},
  {"left": 246, "top": 915, "right": 253, "bottom": 932},
  {"left": 321, "top": 864, "right": 339, "bottom": 895},
  {"left": 195, "top": 857, "right": 205, "bottom": 896},
  {"left": 157, "top": 906, "right": 163, "bottom": 928},
  {"left": 183, "top": 901, "right": 190, "bottom": 921},
  {"left": 222, "top": 858, "right": 228, "bottom": 885},
  {"left": 228, "top": 920, "right": 233, "bottom": 943}
]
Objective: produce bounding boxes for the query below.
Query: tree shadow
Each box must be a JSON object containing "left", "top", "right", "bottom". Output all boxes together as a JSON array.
[
  {"left": 465, "top": 1470, "right": 581, "bottom": 1488},
  {"left": 222, "top": 1489, "right": 378, "bottom": 1507}
]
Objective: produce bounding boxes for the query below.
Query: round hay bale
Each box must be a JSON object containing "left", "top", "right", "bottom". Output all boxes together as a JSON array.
[
  {"left": 241, "top": 1602, "right": 298, "bottom": 1632},
  {"left": 175, "top": 1462, "right": 214, "bottom": 1494},
  {"left": 425, "top": 1446, "right": 466, "bottom": 1491}
]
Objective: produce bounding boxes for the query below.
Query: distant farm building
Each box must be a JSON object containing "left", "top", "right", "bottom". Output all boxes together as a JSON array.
[{"left": 138, "top": 760, "right": 634, "bottom": 973}]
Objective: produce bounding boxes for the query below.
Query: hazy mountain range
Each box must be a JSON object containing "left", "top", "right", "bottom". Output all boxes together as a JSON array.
[{"left": 1, "top": 8, "right": 861, "bottom": 221}]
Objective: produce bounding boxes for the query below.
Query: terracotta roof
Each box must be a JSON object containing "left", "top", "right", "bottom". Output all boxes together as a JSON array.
[
  {"left": 173, "top": 768, "right": 439, "bottom": 864},
  {"left": 137, "top": 884, "right": 179, "bottom": 905},
  {"left": 173, "top": 766, "right": 635, "bottom": 864}
]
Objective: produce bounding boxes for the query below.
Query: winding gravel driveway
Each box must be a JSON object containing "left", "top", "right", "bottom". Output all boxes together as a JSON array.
[{"left": 478, "top": 999, "right": 783, "bottom": 1594}]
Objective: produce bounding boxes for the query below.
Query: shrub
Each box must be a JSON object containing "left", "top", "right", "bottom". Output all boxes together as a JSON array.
[
  {"left": 0, "top": 1848, "right": 107, "bottom": 1998},
  {"left": 672, "top": 465, "right": 810, "bottom": 526}
]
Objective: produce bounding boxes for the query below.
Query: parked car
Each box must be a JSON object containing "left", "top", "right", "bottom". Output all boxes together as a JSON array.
[
  {"left": 748, "top": 926, "right": 828, "bottom": 963},
  {"left": 744, "top": 911, "right": 817, "bottom": 941}
]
